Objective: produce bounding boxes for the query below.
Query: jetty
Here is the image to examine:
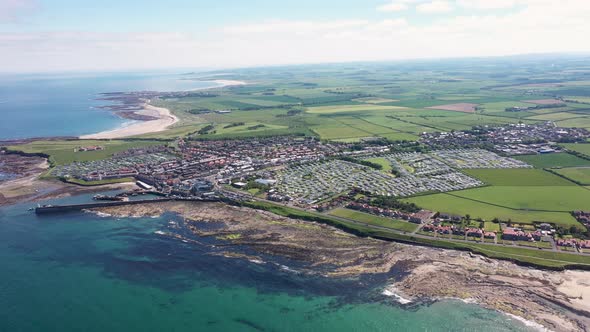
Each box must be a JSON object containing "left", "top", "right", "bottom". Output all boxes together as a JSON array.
[{"left": 34, "top": 197, "right": 219, "bottom": 214}]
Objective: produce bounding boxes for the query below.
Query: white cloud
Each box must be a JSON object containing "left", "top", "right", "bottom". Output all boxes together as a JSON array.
[
  {"left": 0, "top": 0, "right": 36, "bottom": 22},
  {"left": 377, "top": 2, "right": 409, "bottom": 12},
  {"left": 456, "top": 0, "right": 518, "bottom": 10},
  {"left": 2, "top": 0, "right": 590, "bottom": 72},
  {"left": 416, "top": 0, "right": 453, "bottom": 13}
]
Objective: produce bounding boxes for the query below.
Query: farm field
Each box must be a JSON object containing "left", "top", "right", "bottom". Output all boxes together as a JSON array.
[
  {"left": 552, "top": 167, "right": 590, "bottom": 185},
  {"left": 561, "top": 143, "right": 590, "bottom": 156},
  {"left": 450, "top": 186, "right": 590, "bottom": 213},
  {"left": 305, "top": 104, "right": 406, "bottom": 114},
  {"left": 6, "top": 140, "right": 163, "bottom": 165},
  {"left": 329, "top": 208, "right": 418, "bottom": 232},
  {"left": 463, "top": 168, "right": 575, "bottom": 186},
  {"left": 404, "top": 193, "right": 580, "bottom": 227},
  {"left": 425, "top": 103, "right": 478, "bottom": 113},
  {"left": 514, "top": 153, "right": 590, "bottom": 168}
]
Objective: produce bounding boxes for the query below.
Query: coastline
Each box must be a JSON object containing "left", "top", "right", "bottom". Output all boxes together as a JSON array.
[
  {"left": 79, "top": 104, "right": 178, "bottom": 139},
  {"left": 79, "top": 79, "right": 246, "bottom": 140},
  {"left": 91, "top": 200, "right": 590, "bottom": 332}
]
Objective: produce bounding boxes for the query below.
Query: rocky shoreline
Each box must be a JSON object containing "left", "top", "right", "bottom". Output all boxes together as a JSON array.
[{"left": 93, "top": 201, "right": 590, "bottom": 332}]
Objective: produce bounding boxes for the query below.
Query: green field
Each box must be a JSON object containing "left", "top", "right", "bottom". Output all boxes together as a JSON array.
[
  {"left": 450, "top": 186, "right": 590, "bottom": 213},
  {"left": 306, "top": 104, "right": 406, "bottom": 114},
  {"left": 364, "top": 157, "right": 393, "bottom": 172},
  {"left": 243, "top": 200, "right": 590, "bottom": 268},
  {"left": 329, "top": 208, "right": 418, "bottom": 232},
  {"left": 463, "top": 168, "right": 575, "bottom": 186},
  {"left": 515, "top": 153, "right": 590, "bottom": 168},
  {"left": 404, "top": 192, "right": 580, "bottom": 227},
  {"left": 561, "top": 143, "right": 590, "bottom": 156},
  {"left": 553, "top": 167, "right": 590, "bottom": 185},
  {"left": 6, "top": 140, "right": 164, "bottom": 166}
]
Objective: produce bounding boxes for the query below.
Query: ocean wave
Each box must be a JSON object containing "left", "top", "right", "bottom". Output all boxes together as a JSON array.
[
  {"left": 381, "top": 285, "right": 412, "bottom": 304},
  {"left": 504, "top": 313, "right": 550, "bottom": 332}
]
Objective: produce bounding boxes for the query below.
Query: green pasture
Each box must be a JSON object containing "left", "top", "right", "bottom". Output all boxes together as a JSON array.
[
  {"left": 463, "top": 168, "right": 575, "bottom": 186},
  {"left": 329, "top": 208, "right": 418, "bottom": 232},
  {"left": 404, "top": 193, "right": 580, "bottom": 227},
  {"left": 5, "top": 140, "right": 164, "bottom": 166},
  {"left": 553, "top": 167, "right": 590, "bottom": 185},
  {"left": 514, "top": 153, "right": 590, "bottom": 168}
]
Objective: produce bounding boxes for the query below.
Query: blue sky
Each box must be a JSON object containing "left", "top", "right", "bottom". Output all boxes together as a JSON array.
[{"left": 1, "top": 0, "right": 589, "bottom": 72}]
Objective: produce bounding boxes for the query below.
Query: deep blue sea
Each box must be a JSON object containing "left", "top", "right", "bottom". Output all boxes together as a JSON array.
[
  {"left": 0, "top": 73, "right": 217, "bottom": 140},
  {"left": 0, "top": 194, "right": 537, "bottom": 332}
]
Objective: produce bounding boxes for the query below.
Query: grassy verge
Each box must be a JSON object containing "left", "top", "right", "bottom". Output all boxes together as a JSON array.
[
  {"left": 63, "top": 177, "right": 135, "bottom": 186},
  {"left": 329, "top": 208, "right": 417, "bottom": 232},
  {"left": 237, "top": 200, "right": 590, "bottom": 270}
]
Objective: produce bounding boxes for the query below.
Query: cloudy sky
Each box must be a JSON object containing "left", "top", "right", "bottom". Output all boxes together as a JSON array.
[{"left": 1, "top": 0, "right": 589, "bottom": 73}]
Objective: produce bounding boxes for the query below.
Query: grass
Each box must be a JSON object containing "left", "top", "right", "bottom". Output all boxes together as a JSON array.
[
  {"left": 5, "top": 140, "right": 164, "bottom": 166},
  {"left": 63, "top": 177, "right": 135, "bottom": 186},
  {"left": 364, "top": 157, "right": 393, "bottom": 172},
  {"left": 514, "top": 153, "right": 590, "bottom": 168},
  {"left": 311, "top": 126, "right": 369, "bottom": 140},
  {"left": 483, "top": 222, "right": 500, "bottom": 232},
  {"left": 463, "top": 168, "right": 575, "bottom": 186},
  {"left": 305, "top": 104, "right": 406, "bottom": 114},
  {"left": 329, "top": 208, "right": 418, "bottom": 232},
  {"left": 240, "top": 200, "right": 590, "bottom": 269},
  {"left": 552, "top": 167, "right": 590, "bottom": 185},
  {"left": 561, "top": 143, "right": 590, "bottom": 156},
  {"left": 404, "top": 193, "right": 579, "bottom": 226},
  {"left": 453, "top": 186, "right": 590, "bottom": 212}
]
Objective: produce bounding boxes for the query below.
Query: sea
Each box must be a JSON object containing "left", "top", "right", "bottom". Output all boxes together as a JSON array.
[
  {"left": 0, "top": 73, "right": 536, "bottom": 331},
  {"left": 0, "top": 193, "right": 538, "bottom": 331},
  {"left": 0, "top": 72, "right": 219, "bottom": 140}
]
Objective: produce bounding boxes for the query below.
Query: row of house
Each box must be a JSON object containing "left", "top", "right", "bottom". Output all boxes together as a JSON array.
[
  {"left": 422, "top": 224, "right": 496, "bottom": 239},
  {"left": 346, "top": 202, "right": 435, "bottom": 224},
  {"left": 502, "top": 227, "right": 543, "bottom": 241},
  {"left": 557, "top": 238, "right": 590, "bottom": 249}
]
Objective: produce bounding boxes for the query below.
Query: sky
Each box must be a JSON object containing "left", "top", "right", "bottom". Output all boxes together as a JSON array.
[{"left": 1, "top": 0, "right": 590, "bottom": 73}]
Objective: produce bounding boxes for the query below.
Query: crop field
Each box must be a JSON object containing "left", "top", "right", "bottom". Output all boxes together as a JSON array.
[
  {"left": 425, "top": 103, "right": 478, "bottom": 113},
  {"left": 480, "top": 101, "right": 536, "bottom": 112},
  {"left": 553, "top": 167, "right": 590, "bottom": 185},
  {"left": 556, "top": 117, "right": 590, "bottom": 128},
  {"left": 353, "top": 97, "right": 399, "bottom": 104},
  {"left": 6, "top": 140, "right": 163, "bottom": 165},
  {"left": 305, "top": 104, "right": 406, "bottom": 114},
  {"left": 311, "top": 126, "right": 368, "bottom": 140},
  {"left": 527, "top": 112, "right": 583, "bottom": 121},
  {"left": 561, "top": 143, "right": 590, "bottom": 156},
  {"left": 463, "top": 169, "right": 575, "bottom": 186},
  {"left": 523, "top": 99, "right": 564, "bottom": 105},
  {"left": 514, "top": 153, "right": 590, "bottom": 168},
  {"left": 404, "top": 193, "right": 580, "bottom": 226},
  {"left": 329, "top": 208, "right": 418, "bottom": 232},
  {"left": 450, "top": 186, "right": 590, "bottom": 212}
]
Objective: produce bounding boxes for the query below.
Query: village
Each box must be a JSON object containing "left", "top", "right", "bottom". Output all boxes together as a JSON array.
[
  {"left": 420, "top": 122, "right": 589, "bottom": 155},
  {"left": 49, "top": 135, "right": 590, "bottom": 254}
]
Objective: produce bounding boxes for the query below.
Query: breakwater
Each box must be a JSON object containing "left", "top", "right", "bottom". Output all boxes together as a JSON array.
[{"left": 34, "top": 197, "right": 219, "bottom": 214}]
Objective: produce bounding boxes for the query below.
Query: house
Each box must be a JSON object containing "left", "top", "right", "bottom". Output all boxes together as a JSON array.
[{"left": 484, "top": 232, "right": 496, "bottom": 239}]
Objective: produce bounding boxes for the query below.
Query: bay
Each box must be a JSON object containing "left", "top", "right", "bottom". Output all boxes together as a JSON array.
[
  {"left": 0, "top": 195, "right": 537, "bottom": 332},
  {"left": 0, "top": 72, "right": 217, "bottom": 140}
]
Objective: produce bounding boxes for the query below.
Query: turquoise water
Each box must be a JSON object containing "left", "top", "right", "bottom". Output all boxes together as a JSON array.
[
  {"left": 0, "top": 196, "right": 536, "bottom": 331},
  {"left": 0, "top": 73, "right": 217, "bottom": 139}
]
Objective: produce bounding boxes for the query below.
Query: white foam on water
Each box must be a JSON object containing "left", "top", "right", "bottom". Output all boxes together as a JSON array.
[
  {"left": 382, "top": 285, "right": 412, "bottom": 304},
  {"left": 504, "top": 313, "right": 550, "bottom": 332}
]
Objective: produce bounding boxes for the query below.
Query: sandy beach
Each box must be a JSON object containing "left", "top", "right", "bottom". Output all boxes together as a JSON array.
[
  {"left": 80, "top": 104, "right": 178, "bottom": 139},
  {"left": 210, "top": 79, "right": 247, "bottom": 88}
]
